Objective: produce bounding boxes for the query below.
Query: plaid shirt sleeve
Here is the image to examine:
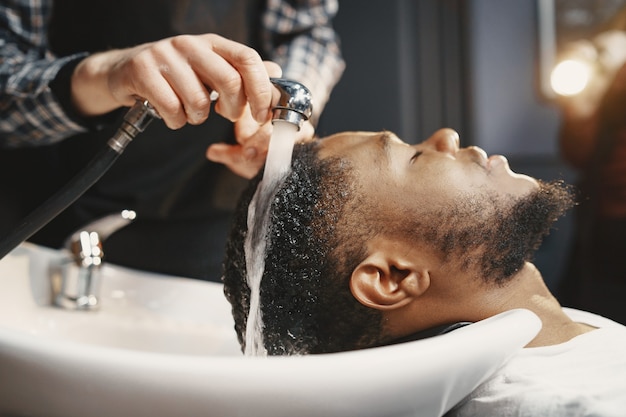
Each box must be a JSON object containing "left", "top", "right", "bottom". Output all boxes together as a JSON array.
[
  {"left": 262, "top": 0, "right": 345, "bottom": 125},
  {"left": 0, "top": 0, "right": 345, "bottom": 147},
  {"left": 0, "top": 0, "right": 87, "bottom": 148}
]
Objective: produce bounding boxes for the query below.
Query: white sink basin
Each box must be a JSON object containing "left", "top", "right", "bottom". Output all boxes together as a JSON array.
[
  {"left": 0, "top": 243, "right": 239, "bottom": 355},
  {"left": 0, "top": 243, "right": 542, "bottom": 417}
]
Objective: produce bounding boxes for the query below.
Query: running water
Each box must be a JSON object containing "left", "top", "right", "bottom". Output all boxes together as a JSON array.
[{"left": 243, "top": 121, "right": 298, "bottom": 356}]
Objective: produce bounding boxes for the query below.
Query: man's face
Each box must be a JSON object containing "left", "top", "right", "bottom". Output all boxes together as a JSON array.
[
  {"left": 315, "top": 129, "right": 572, "bottom": 283},
  {"left": 318, "top": 129, "right": 538, "bottom": 216}
]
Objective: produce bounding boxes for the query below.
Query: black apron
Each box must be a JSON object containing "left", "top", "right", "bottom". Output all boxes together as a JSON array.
[{"left": 0, "top": 0, "right": 263, "bottom": 281}]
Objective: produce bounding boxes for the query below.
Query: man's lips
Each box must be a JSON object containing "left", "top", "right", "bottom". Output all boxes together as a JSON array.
[
  {"left": 465, "top": 146, "right": 489, "bottom": 169},
  {"left": 465, "top": 147, "right": 509, "bottom": 173},
  {"left": 487, "top": 154, "right": 508, "bottom": 171}
]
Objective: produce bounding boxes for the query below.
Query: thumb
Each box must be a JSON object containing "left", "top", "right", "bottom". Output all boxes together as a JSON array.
[
  {"left": 207, "top": 142, "right": 259, "bottom": 163},
  {"left": 206, "top": 143, "right": 262, "bottom": 179},
  {"left": 206, "top": 142, "right": 238, "bottom": 164}
]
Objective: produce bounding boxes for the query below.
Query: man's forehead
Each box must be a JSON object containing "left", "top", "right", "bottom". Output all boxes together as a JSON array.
[{"left": 318, "top": 131, "right": 399, "bottom": 157}]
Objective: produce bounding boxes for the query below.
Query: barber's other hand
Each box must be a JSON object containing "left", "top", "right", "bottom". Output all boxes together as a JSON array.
[
  {"left": 71, "top": 34, "right": 280, "bottom": 129},
  {"left": 206, "top": 104, "right": 315, "bottom": 179}
]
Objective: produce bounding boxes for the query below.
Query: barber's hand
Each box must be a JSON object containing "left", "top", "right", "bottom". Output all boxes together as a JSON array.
[
  {"left": 71, "top": 34, "right": 280, "bottom": 129},
  {"left": 206, "top": 104, "right": 315, "bottom": 179}
]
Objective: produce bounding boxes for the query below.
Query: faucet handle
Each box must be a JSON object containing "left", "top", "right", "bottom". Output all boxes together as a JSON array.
[
  {"left": 51, "top": 210, "right": 136, "bottom": 310},
  {"left": 64, "top": 209, "right": 137, "bottom": 253},
  {"left": 64, "top": 209, "right": 136, "bottom": 268}
]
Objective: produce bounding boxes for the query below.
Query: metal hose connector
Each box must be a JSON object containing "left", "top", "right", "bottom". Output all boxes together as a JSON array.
[{"left": 108, "top": 100, "right": 160, "bottom": 153}]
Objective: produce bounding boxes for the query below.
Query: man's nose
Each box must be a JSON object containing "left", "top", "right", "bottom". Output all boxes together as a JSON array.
[{"left": 427, "top": 128, "right": 460, "bottom": 155}]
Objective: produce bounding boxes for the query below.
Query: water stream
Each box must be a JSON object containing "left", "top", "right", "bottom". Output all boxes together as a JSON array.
[{"left": 243, "top": 121, "right": 298, "bottom": 356}]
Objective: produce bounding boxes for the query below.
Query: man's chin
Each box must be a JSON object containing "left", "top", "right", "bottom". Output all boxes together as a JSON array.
[
  {"left": 518, "top": 173, "right": 540, "bottom": 195},
  {"left": 479, "top": 179, "right": 575, "bottom": 284}
]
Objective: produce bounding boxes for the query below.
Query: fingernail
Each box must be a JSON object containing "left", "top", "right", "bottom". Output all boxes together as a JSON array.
[{"left": 190, "top": 111, "right": 206, "bottom": 124}]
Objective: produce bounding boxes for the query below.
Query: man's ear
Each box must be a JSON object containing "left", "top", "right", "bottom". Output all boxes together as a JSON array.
[{"left": 350, "top": 251, "right": 431, "bottom": 311}]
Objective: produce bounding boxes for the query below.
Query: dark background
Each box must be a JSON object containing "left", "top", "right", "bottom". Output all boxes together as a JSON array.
[{"left": 318, "top": 0, "right": 626, "bottom": 291}]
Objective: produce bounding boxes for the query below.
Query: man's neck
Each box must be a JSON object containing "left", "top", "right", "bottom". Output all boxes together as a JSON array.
[
  {"left": 488, "top": 262, "right": 595, "bottom": 347},
  {"left": 384, "top": 262, "right": 595, "bottom": 346}
]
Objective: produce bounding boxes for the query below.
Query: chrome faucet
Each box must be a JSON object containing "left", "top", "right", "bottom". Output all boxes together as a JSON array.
[
  {"left": 270, "top": 78, "right": 313, "bottom": 130},
  {"left": 49, "top": 210, "right": 136, "bottom": 310}
]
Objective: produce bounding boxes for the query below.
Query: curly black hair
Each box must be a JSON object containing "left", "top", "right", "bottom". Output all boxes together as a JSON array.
[
  {"left": 221, "top": 137, "right": 575, "bottom": 356},
  {"left": 222, "top": 140, "right": 384, "bottom": 355}
]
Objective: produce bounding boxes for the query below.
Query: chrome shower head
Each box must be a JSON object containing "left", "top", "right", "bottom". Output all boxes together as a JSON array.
[{"left": 270, "top": 78, "right": 313, "bottom": 130}]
